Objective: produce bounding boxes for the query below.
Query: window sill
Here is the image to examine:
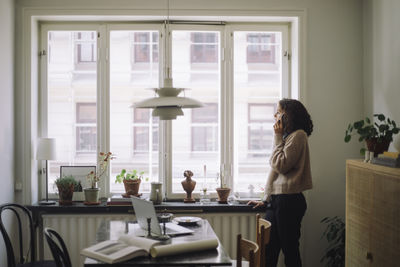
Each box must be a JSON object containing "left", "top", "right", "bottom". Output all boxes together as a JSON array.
[{"left": 27, "top": 200, "right": 265, "bottom": 214}]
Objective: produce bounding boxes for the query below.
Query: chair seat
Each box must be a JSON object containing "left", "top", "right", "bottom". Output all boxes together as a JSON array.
[{"left": 17, "top": 261, "right": 57, "bottom": 267}]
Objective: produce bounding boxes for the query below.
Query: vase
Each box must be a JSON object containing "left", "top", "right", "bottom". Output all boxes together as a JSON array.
[
  {"left": 216, "top": 188, "right": 231, "bottom": 204},
  {"left": 366, "top": 138, "right": 391, "bottom": 157},
  {"left": 84, "top": 188, "right": 100, "bottom": 204},
  {"left": 57, "top": 184, "right": 74, "bottom": 205},
  {"left": 123, "top": 179, "right": 141, "bottom": 197}
]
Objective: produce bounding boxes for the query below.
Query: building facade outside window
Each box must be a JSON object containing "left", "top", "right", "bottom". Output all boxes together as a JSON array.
[{"left": 76, "top": 103, "right": 97, "bottom": 154}]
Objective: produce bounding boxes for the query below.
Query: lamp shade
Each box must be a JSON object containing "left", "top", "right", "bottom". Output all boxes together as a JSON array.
[
  {"left": 36, "top": 138, "right": 57, "bottom": 160},
  {"left": 131, "top": 78, "right": 203, "bottom": 120}
]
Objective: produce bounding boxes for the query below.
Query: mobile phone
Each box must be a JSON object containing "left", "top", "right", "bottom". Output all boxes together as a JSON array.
[{"left": 279, "top": 114, "right": 285, "bottom": 127}]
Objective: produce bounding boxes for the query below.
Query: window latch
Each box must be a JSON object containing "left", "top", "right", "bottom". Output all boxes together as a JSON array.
[{"left": 284, "top": 50, "right": 291, "bottom": 60}]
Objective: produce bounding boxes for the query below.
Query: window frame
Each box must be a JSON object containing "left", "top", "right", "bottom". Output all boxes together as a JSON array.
[{"left": 40, "top": 22, "right": 291, "bottom": 200}]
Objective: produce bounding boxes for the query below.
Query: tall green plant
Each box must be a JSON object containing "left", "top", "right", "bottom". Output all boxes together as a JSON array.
[{"left": 320, "top": 216, "right": 345, "bottom": 267}]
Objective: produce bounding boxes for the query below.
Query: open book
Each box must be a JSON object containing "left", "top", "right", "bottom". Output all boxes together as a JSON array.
[
  {"left": 81, "top": 234, "right": 219, "bottom": 264},
  {"left": 81, "top": 235, "right": 160, "bottom": 264}
]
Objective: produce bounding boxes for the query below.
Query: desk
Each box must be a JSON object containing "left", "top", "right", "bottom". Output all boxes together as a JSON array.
[
  {"left": 84, "top": 219, "right": 232, "bottom": 266},
  {"left": 27, "top": 201, "right": 264, "bottom": 262}
]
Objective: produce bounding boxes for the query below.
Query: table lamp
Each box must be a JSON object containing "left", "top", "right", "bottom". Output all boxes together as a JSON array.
[{"left": 37, "top": 138, "right": 57, "bottom": 205}]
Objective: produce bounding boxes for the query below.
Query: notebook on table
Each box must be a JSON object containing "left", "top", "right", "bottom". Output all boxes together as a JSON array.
[{"left": 130, "top": 196, "right": 194, "bottom": 237}]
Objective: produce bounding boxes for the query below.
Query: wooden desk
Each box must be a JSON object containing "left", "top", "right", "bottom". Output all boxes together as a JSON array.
[{"left": 84, "top": 219, "right": 232, "bottom": 266}]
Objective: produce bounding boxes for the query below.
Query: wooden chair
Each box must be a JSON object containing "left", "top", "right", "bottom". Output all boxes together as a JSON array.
[
  {"left": 256, "top": 213, "right": 272, "bottom": 267},
  {"left": 44, "top": 228, "right": 72, "bottom": 267},
  {"left": 0, "top": 203, "right": 56, "bottom": 267},
  {"left": 236, "top": 234, "right": 259, "bottom": 267}
]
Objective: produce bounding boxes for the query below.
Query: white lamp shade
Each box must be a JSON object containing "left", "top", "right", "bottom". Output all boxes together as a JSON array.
[
  {"left": 152, "top": 106, "right": 184, "bottom": 120},
  {"left": 131, "top": 78, "right": 203, "bottom": 113},
  {"left": 36, "top": 138, "right": 57, "bottom": 160},
  {"left": 133, "top": 96, "right": 203, "bottom": 109}
]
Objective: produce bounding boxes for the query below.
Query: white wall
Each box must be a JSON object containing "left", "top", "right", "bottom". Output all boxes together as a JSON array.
[
  {"left": 14, "top": 0, "right": 364, "bottom": 266},
  {"left": 0, "top": 0, "right": 15, "bottom": 265},
  {"left": 364, "top": 0, "right": 400, "bottom": 152}
]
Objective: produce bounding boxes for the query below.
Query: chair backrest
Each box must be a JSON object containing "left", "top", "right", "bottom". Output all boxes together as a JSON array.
[
  {"left": 236, "top": 234, "right": 259, "bottom": 267},
  {"left": 256, "top": 213, "right": 272, "bottom": 267},
  {"left": 0, "top": 203, "right": 36, "bottom": 267},
  {"left": 44, "top": 228, "right": 72, "bottom": 267}
]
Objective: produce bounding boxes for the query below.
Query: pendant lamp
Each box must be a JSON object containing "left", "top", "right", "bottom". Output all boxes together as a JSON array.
[{"left": 131, "top": 0, "right": 203, "bottom": 120}]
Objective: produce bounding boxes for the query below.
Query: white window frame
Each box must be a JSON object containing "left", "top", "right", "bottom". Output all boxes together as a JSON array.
[
  {"left": 227, "top": 24, "right": 290, "bottom": 198},
  {"left": 39, "top": 23, "right": 104, "bottom": 199},
  {"left": 39, "top": 22, "right": 292, "bottom": 200}
]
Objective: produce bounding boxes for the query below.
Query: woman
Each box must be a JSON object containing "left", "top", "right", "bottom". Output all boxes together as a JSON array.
[{"left": 248, "top": 98, "right": 313, "bottom": 267}]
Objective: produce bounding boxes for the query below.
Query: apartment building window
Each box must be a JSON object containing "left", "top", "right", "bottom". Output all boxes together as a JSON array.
[
  {"left": 190, "top": 32, "right": 218, "bottom": 63},
  {"left": 246, "top": 33, "right": 276, "bottom": 64},
  {"left": 191, "top": 103, "right": 218, "bottom": 151},
  {"left": 42, "top": 23, "right": 290, "bottom": 198},
  {"left": 131, "top": 32, "right": 159, "bottom": 63},
  {"left": 133, "top": 109, "right": 159, "bottom": 152},
  {"left": 76, "top": 103, "right": 97, "bottom": 154},
  {"left": 248, "top": 103, "right": 275, "bottom": 155}
]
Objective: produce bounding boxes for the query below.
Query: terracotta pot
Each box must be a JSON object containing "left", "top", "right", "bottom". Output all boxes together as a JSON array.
[
  {"left": 123, "top": 179, "right": 141, "bottom": 197},
  {"left": 57, "top": 184, "right": 74, "bottom": 205},
  {"left": 366, "top": 138, "right": 391, "bottom": 157},
  {"left": 216, "top": 188, "right": 231, "bottom": 204},
  {"left": 84, "top": 188, "right": 100, "bottom": 203}
]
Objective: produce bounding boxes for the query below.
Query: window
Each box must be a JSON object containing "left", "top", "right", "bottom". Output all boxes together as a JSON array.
[
  {"left": 41, "top": 23, "right": 291, "bottom": 199},
  {"left": 131, "top": 32, "right": 159, "bottom": 63},
  {"left": 246, "top": 33, "right": 276, "bottom": 64},
  {"left": 75, "top": 32, "right": 96, "bottom": 63},
  {"left": 133, "top": 109, "right": 159, "bottom": 152},
  {"left": 190, "top": 32, "right": 218, "bottom": 63},
  {"left": 233, "top": 28, "right": 286, "bottom": 196},
  {"left": 191, "top": 103, "right": 218, "bottom": 151},
  {"left": 171, "top": 28, "right": 221, "bottom": 195},
  {"left": 109, "top": 28, "right": 161, "bottom": 194},
  {"left": 248, "top": 104, "right": 275, "bottom": 156},
  {"left": 45, "top": 29, "right": 98, "bottom": 194},
  {"left": 76, "top": 103, "right": 97, "bottom": 154}
]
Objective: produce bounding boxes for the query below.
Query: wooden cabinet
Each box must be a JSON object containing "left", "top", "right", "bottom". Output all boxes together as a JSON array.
[{"left": 346, "top": 160, "right": 400, "bottom": 267}]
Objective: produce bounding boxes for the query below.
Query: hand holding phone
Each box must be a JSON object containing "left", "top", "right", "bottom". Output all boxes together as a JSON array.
[{"left": 274, "top": 114, "right": 285, "bottom": 135}]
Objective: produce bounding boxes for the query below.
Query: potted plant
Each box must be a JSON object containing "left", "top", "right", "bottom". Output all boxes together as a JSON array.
[
  {"left": 55, "top": 175, "right": 77, "bottom": 205},
  {"left": 115, "top": 169, "right": 146, "bottom": 198},
  {"left": 320, "top": 216, "right": 345, "bottom": 267},
  {"left": 215, "top": 172, "right": 230, "bottom": 204},
  {"left": 344, "top": 114, "right": 399, "bottom": 156},
  {"left": 85, "top": 152, "right": 113, "bottom": 204}
]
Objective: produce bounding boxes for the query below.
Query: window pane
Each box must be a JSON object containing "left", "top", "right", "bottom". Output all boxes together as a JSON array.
[
  {"left": 234, "top": 31, "right": 282, "bottom": 195},
  {"left": 110, "top": 30, "right": 160, "bottom": 194},
  {"left": 172, "top": 30, "right": 220, "bottom": 194},
  {"left": 47, "top": 31, "right": 97, "bottom": 193}
]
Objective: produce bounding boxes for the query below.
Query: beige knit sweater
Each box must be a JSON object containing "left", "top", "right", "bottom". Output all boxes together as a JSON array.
[{"left": 263, "top": 129, "right": 313, "bottom": 201}]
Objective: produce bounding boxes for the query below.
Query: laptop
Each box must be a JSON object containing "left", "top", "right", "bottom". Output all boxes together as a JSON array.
[{"left": 130, "top": 196, "right": 194, "bottom": 237}]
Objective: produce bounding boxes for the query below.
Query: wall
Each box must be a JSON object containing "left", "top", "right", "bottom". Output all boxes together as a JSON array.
[
  {"left": 0, "top": 0, "right": 15, "bottom": 265},
  {"left": 15, "top": 0, "right": 364, "bottom": 266},
  {"left": 364, "top": 0, "right": 400, "bottom": 152}
]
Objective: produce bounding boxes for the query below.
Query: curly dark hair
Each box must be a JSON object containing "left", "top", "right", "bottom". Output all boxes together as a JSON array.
[{"left": 279, "top": 98, "right": 313, "bottom": 136}]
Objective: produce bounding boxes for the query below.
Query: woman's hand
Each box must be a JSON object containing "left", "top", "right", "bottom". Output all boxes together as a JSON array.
[
  {"left": 247, "top": 200, "right": 265, "bottom": 209},
  {"left": 273, "top": 117, "right": 284, "bottom": 135}
]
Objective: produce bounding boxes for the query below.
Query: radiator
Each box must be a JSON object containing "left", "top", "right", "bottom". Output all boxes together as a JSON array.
[{"left": 42, "top": 213, "right": 257, "bottom": 267}]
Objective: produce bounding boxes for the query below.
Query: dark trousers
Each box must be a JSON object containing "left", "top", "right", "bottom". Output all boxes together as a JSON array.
[{"left": 265, "top": 193, "right": 307, "bottom": 267}]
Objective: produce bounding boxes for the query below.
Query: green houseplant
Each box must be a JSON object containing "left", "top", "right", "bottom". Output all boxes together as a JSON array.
[
  {"left": 344, "top": 114, "right": 399, "bottom": 155},
  {"left": 55, "top": 175, "right": 78, "bottom": 205},
  {"left": 85, "top": 152, "right": 113, "bottom": 203},
  {"left": 115, "top": 169, "right": 146, "bottom": 198},
  {"left": 320, "top": 216, "right": 345, "bottom": 267}
]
